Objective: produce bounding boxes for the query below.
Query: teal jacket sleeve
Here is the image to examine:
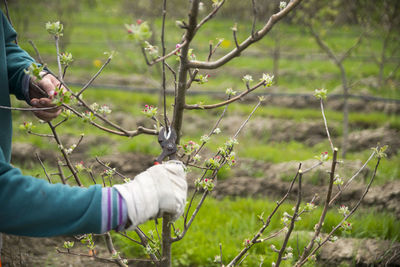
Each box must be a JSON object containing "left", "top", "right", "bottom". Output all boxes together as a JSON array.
[
  {"left": 0, "top": 149, "right": 103, "bottom": 237},
  {"left": 2, "top": 13, "right": 35, "bottom": 100}
]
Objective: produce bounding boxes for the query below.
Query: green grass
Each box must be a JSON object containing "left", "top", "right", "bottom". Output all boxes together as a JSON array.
[
  {"left": 8, "top": 1, "right": 400, "bottom": 98},
  {"left": 113, "top": 197, "right": 400, "bottom": 266}
]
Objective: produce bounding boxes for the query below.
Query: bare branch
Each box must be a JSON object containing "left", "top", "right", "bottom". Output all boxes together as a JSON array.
[
  {"left": 104, "top": 232, "right": 128, "bottom": 267},
  {"left": 55, "top": 36, "right": 63, "bottom": 81},
  {"left": 186, "top": 69, "right": 199, "bottom": 89},
  {"left": 275, "top": 172, "right": 302, "bottom": 266},
  {"left": 233, "top": 99, "right": 262, "bottom": 139},
  {"left": 147, "top": 40, "right": 188, "bottom": 66},
  {"left": 56, "top": 249, "right": 123, "bottom": 264},
  {"left": 320, "top": 98, "right": 334, "bottom": 152},
  {"left": 56, "top": 159, "right": 67, "bottom": 185},
  {"left": 77, "top": 56, "right": 112, "bottom": 97},
  {"left": 96, "top": 157, "right": 131, "bottom": 181},
  {"left": 28, "top": 40, "right": 44, "bottom": 64},
  {"left": 185, "top": 80, "right": 265, "bottom": 110},
  {"left": 296, "top": 157, "right": 382, "bottom": 266},
  {"left": 251, "top": 0, "right": 257, "bottom": 38},
  {"left": 195, "top": 0, "right": 226, "bottom": 33},
  {"left": 227, "top": 165, "right": 302, "bottom": 266},
  {"left": 339, "top": 33, "right": 363, "bottom": 63},
  {"left": 48, "top": 122, "right": 83, "bottom": 186},
  {"left": 0, "top": 105, "right": 59, "bottom": 111},
  {"left": 297, "top": 148, "right": 338, "bottom": 263},
  {"left": 232, "top": 24, "right": 240, "bottom": 49},
  {"left": 329, "top": 150, "right": 376, "bottom": 205},
  {"left": 36, "top": 153, "right": 52, "bottom": 183},
  {"left": 309, "top": 24, "right": 339, "bottom": 64},
  {"left": 62, "top": 104, "right": 157, "bottom": 137}
]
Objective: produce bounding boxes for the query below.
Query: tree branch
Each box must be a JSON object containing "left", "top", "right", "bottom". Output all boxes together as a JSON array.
[
  {"left": 188, "top": 0, "right": 303, "bottom": 69},
  {"left": 185, "top": 80, "right": 265, "bottom": 110},
  {"left": 297, "top": 148, "right": 338, "bottom": 263}
]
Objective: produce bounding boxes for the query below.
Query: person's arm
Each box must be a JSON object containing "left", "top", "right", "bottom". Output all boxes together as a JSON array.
[
  {"left": 2, "top": 12, "right": 61, "bottom": 121},
  {"left": 2, "top": 13, "right": 34, "bottom": 100},
  {"left": 0, "top": 148, "right": 127, "bottom": 237}
]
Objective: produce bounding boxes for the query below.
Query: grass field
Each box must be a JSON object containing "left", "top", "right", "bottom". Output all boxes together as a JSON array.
[
  {"left": 6, "top": 1, "right": 400, "bottom": 266},
  {"left": 9, "top": 0, "right": 400, "bottom": 98}
]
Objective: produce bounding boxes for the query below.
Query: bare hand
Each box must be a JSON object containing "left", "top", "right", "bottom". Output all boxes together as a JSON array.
[{"left": 29, "top": 73, "right": 63, "bottom": 122}]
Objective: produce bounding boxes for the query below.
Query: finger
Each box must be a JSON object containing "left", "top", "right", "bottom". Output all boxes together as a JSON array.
[
  {"left": 37, "top": 77, "right": 59, "bottom": 98},
  {"left": 33, "top": 108, "right": 62, "bottom": 122},
  {"left": 31, "top": 98, "right": 62, "bottom": 113},
  {"left": 37, "top": 97, "right": 57, "bottom": 107}
]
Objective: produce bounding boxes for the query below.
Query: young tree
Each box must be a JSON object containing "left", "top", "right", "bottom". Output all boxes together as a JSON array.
[
  {"left": 357, "top": 0, "right": 400, "bottom": 89},
  {"left": 293, "top": 0, "right": 363, "bottom": 159},
  {"left": 3, "top": 1, "right": 387, "bottom": 266}
]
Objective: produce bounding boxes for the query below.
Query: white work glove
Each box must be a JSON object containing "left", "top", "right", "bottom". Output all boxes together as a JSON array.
[{"left": 114, "top": 160, "right": 187, "bottom": 229}]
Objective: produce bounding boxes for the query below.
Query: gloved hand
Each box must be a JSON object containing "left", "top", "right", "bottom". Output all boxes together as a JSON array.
[{"left": 114, "top": 160, "right": 187, "bottom": 229}]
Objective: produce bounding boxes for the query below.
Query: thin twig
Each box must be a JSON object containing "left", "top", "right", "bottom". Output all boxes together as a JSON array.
[
  {"left": 62, "top": 103, "right": 157, "bottom": 137},
  {"left": 161, "top": 0, "right": 168, "bottom": 130},
  {"left": 104, "top": 232, "right": 128, "bottom": 267},
  {"left": 195, "top": 0, "right": 225, "bottom": 33},
  {"left": 297, "top": 148, "right": 338, "bottom": 263},
  {"left": 56, "top": 160, "right": 66, "bottom": 185},
  {"left": 251, "top": 0, "right": 257, "bottom": 38},
  {"left": 186, "top": 69, "right": 199, "bottom": 89},
  {"left": 329, "top": 150, "right": 376, "bottom": 205},
  {"left": 49, "top": 122, "right": 82, "bottom": 186},
  {"left": 233, "top": 26, "right": 240, "bottom": 49},
  {"left": 185, "top": 80, "right": 266, "bottom": 110},
  {"left": 179, "top": 100, "right": 263, "bottom": 243},
  {"left": 55, "top": 36, "right": 63, "bottom": 81},
  {"left": 192, "top": 99, "right": 229, "bottom": 158},
  {"left": 296, "top": 157, "right": 381, "bottom": 266},
  {"left": 28, "top": 40, "right": 44, "bottom": 65},
  {"left": 77, "top": 56, "right": 112, "bottom": 97},
  {"left": 56, "top": 249, "right": 121, "bottom": 264},
  {"left": 208, "top": 39, "right": 224, "bottom": 61},
  {"left": 233, "top": 99, "right": 262, "bottom": 138},
  {"left": 227, "top": 165, "right": 302, "bottom": 266},
  {"left": 188, "top": 0, "right": 303, "bottom": 69},
  {"left": 275, "top": 172, "right": 302, "bottom": 266},
  {"left": 27, "top": 130, "right": 54, "bottom": 138},
  {"left": 256, "top": 227, "right": 286, "bottom": 243},
  {"left": 320, "top": 98, "right": 334, "bottom": 152},
  {"left": 0, "top": 105, "right": 59, "bottom": 111},
  {"left": 117, "top": 232, "right": 142, "bottom": 246},
  {"left": 147, "top": 40, "right": 188, "bottom": 66},
  {"left": 302, "top": 161, "right": 323, "bottom": 174},
  {"left": 165, "top": 62, "right": 177, "bottom": 91},
  {"left": 36, "top": 153, "right": 52, "bottom": 183},
  {"left": 238, "top": 253, "right": 249, "bottom": 266},
  {"left": 95, "top": 157, "right": 131, "bottom": 181},
  {"left": 53, "top": 118, "right": 68, "bottom": 128},
  {"left": 3, "top": 0, "right": 17, "bottom": 44}
]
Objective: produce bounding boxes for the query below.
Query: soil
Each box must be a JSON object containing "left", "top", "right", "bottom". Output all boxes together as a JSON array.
[
  {"left": 1, "top": 235, "right": 116, "bottom": 267},
  {"left": 4, "top": 112, "right": 399, "bottom": 266}
]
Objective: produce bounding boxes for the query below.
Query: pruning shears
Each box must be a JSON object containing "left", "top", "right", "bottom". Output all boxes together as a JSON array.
[{"left": 154, "top": 126, "right": 177, "bottom": 165}]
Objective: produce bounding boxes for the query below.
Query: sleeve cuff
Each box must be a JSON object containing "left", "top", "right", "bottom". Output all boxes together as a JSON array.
[{"left": 101, "top": 187, "right": 128, "bottom": 233}]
